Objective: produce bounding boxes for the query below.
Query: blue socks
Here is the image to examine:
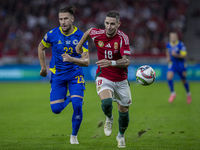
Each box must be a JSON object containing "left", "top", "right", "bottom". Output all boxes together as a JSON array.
[
  {"left": 184, "top": 82, "right": 189, "bottom": 93},
  {"left": 167, "top": 79, "right": 174, "bottom": 93},
  {"left": 71, "top": 97, "right": 83, "bottom": 136}
]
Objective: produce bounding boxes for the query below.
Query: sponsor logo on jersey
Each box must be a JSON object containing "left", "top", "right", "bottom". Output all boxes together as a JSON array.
[
  {"left": 49, "top": 30, "right": 53, "bottom": 33},
  {"left": 124, "top": 50, "right": 130, "bottom": 54},
  {"left": 73, "top": 39, "right": 78, "bottom": 45},
  {"left": 58, "top": 40, "right": 62, "bottom": 44},
  {"left": 114, "top": 42, "right": 118, "bottom": 49},
  {"left": 98, "top": 41, "right": 104, "bottom": 47},
  {"left": 65, "top": 41, "right": 71, "bottom": 44},
  {"left": 105, "top": 43, "right": 111, "bottom": 48}
]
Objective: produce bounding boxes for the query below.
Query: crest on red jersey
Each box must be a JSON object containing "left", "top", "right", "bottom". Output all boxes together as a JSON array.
[
  {"left": 98, "top": 41, "right": 104, "bottom": 47},
  {"left": 114, "top": 42, "right": 118, "bottom": 49}
]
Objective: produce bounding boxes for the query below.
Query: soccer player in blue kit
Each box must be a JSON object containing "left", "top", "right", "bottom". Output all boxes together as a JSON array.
[
  {"left": 166, "top": 31, "right": 191, "bottom": 104},
  {"left": 38, "top": 6, "right": 89, "bottom": 144}
]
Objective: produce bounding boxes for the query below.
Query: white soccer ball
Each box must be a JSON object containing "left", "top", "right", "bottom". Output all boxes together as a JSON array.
[{"left": 136, "top": 65, "right": 156, "bottom": 85}]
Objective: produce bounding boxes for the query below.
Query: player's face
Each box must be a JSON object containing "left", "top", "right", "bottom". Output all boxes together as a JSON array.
[
  {"left": 59, "top": 12, "right": 74, "bottom": 34},
  {"left": 169, "top": 33, "right": 178, "bottom": 43},
  {"left": 104, "top": 17, "right": 121, "bottom": 38}
]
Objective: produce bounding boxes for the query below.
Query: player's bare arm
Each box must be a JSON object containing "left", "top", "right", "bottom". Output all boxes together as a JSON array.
[
  {"left": 96, "top": 55, "right": 130, "bottom": 68},
  {"left": 38, "top": 42, "right": 48, "bottom": 77},
  {"left": 61, "top": 52, "right": 89, "bottom": 67},
  {"left": 171, "top": 51, "right": 187, "bottom": 59},
  {"left": 166, "top": 49, "right": 170, "bottom": 62},
  {"left": 76, "top": 28, "right": 93, "bottom": 54}
]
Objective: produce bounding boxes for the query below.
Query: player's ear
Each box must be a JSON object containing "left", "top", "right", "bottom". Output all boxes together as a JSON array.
[
  {"left": 118, "top": 22, "right": 121, "bottom": 28},
  {"left": 71, "top": 16, "right": 74, "bottom": 23}
]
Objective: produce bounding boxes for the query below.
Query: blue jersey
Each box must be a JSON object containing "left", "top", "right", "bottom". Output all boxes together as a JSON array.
[
  {"left": 41, "top": 26, "right": 88, "bottom": 74},
  {"left": 166, "top": 40, "right": 187, "bottom": 65},
  {"left": 166, "top": 40, "right": 187, "bottom": 75}
]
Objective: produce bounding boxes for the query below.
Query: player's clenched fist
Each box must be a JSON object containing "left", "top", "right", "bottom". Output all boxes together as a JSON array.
[
  {"left": 40, "top": 69, "right": 47, "bottom": 77},
  {"left": 61, "top": 53, "right": 73, "bottom": 62}
]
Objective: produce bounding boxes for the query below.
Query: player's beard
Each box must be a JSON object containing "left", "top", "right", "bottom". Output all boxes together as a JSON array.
[
  {"left": 62, "top": 24, "right": 72, "bottom": 34},
  {"left": 106, "top": 29, "right": 116, "bottom": 37}
]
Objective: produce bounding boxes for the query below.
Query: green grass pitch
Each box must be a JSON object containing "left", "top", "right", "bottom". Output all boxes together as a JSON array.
[{"left": 0, "top": 81, "right": 199, "bottom": 150}]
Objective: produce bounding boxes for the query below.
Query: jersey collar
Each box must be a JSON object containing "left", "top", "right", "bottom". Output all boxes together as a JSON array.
[
  {"left": 59, "top": 26, "right": 77, "bottom": 36},
  {"left": 170, "top": 40, "right": 179, "bottom": 46}
]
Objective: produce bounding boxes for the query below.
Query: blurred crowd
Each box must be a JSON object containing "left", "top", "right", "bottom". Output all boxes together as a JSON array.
[{"left": 0, "top": 0, "right": 189, "bottom": 64}]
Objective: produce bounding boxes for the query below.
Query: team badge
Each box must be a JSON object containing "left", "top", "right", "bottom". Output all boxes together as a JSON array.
[
  {"left": 114, "top": 42, "right": 118, "bottom": 49},
  {"left": 97, "top": 86, "right": 101, "bottom": 91},
  {"left": 98, "top": 41, "right": 104, "bottom": 47},
  {"left": 73, "top": 39, "right": 78, "bottom": 45}
]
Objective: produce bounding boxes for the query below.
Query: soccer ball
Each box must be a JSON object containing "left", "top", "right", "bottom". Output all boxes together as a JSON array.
[{"left": 136, "top": 65, "right": 156, "bottom": 85}]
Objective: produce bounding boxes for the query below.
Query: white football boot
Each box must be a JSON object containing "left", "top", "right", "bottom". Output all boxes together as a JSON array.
[
  {"left": 104, "top": 116, "right": 113, "bottom": 137},
  {"left": 116, "top": 136, "right": 126, "bottom": 148},
  {"left": 70, "top": 135, "right": 79, "bottom": 144}
]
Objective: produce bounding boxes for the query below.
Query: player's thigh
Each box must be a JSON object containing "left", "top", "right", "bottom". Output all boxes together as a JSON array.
[
  {"left": 50, "top": 76, "right": 67, "bottom": 101},
  {"left": 96, "top": 77, "right": 114, "bottom": 100},
  {"left": 167, "top": 71, "right": 174, "bottom": 80},
  {"left": 177, "top": 64, "right": 187, "bottom": 80},
  {"left": 113, "top": 80, "right": 132, "bottom": 107},
  {"left": 99, "top": 89, "right": 113, "bottom": 100},
  {"left": 68, "top": 83, "right": 85, "bottom": 98},
  {"left": 117, "top": 102, "right": 129, "bottom": 113}
]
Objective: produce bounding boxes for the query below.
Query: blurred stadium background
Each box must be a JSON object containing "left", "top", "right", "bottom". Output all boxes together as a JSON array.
[{"left": 0, "top": 0, "right": 200, "bottom": 82}]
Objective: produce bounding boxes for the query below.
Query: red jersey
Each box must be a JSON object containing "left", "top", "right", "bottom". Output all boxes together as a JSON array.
[{"left": 89, "top": 28, "right": 130, "bottom": 82}]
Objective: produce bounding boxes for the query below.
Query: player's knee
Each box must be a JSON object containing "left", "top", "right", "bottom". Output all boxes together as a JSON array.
[
  {"left": 51, "top": 103, "right": 63, "bottom": 114},
  {"left": 72, "top": 97, "right": 83, "bottom": 113},
  {"left": 101, "top": 98, "right": 113, "bottom": 111}
]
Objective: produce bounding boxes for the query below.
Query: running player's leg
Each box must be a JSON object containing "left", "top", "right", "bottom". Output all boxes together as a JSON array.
[
  {"left": 68, "top": 82, "right": 85, "bottom": 144},
  {"left": 50, "top": 75, "right": 70, "bottom": 114},
  {"left": 167, "top": 70, "right": 176, "bottom": 103},
  {"left": 96, "top": 77, "right": 114, "bottom": 137},
  {"left": 116, "top": 103, "right": 129, "bottom": 148},
  {"left": 114, "top": 79, "right": 131, "bottom": 148},
  {"left": 178, "top": 70, "right": 192, "bottom": 104}
]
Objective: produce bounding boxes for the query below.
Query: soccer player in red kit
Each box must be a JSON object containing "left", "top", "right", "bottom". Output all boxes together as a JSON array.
[{"left": 76, "top": 11, "right": 132, "bottom": 148}]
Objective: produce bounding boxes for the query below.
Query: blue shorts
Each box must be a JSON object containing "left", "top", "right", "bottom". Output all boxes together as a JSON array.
[
  {"left": 168, "top": 61, "right": 187, "bottom": 79},
  {"left": 50, "top": 69, "right": 85, "bottom": 101}
]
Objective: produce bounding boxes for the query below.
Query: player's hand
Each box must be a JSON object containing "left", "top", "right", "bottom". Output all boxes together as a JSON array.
[
  {"left": 75, "top": 45, "right": 83, "bottom": 54},
  {"left": 171, "top": 51, "right": 178, "bottom": 57},
  {"left": 96, "top": 59, "right": 111, "bottom": 67},
  {"left": 40, "top": 69, "right": 47, "bottom": 77},
  {"left": 61, "top": 53, "right": 73, "bottom": 62}
]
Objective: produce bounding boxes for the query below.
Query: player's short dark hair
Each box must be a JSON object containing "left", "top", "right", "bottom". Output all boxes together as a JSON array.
[
  {"left": 106, "top": 10, "right": 120, "bottom": 22},
  {"left": 59, "top": 6, "right": 76, "bottom": 15}
]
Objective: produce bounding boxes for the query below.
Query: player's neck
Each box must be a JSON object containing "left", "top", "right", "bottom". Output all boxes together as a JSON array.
[{"left": 63, "top": 26, "right": 74, "bottom": 35}]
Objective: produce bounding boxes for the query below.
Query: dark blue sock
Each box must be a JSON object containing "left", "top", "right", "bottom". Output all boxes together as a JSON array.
[
  {"left": 167, "top": 80, "right": 174, "bottom": 93},
  {"left": 63, "top": 95, "right": 71, "bottom": 108},
  {"left": 71, "top": 97, "right": 83, "bottom": 136},
  {"left": 184, "top": 82, "right": 189, "bottom": 93}
]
